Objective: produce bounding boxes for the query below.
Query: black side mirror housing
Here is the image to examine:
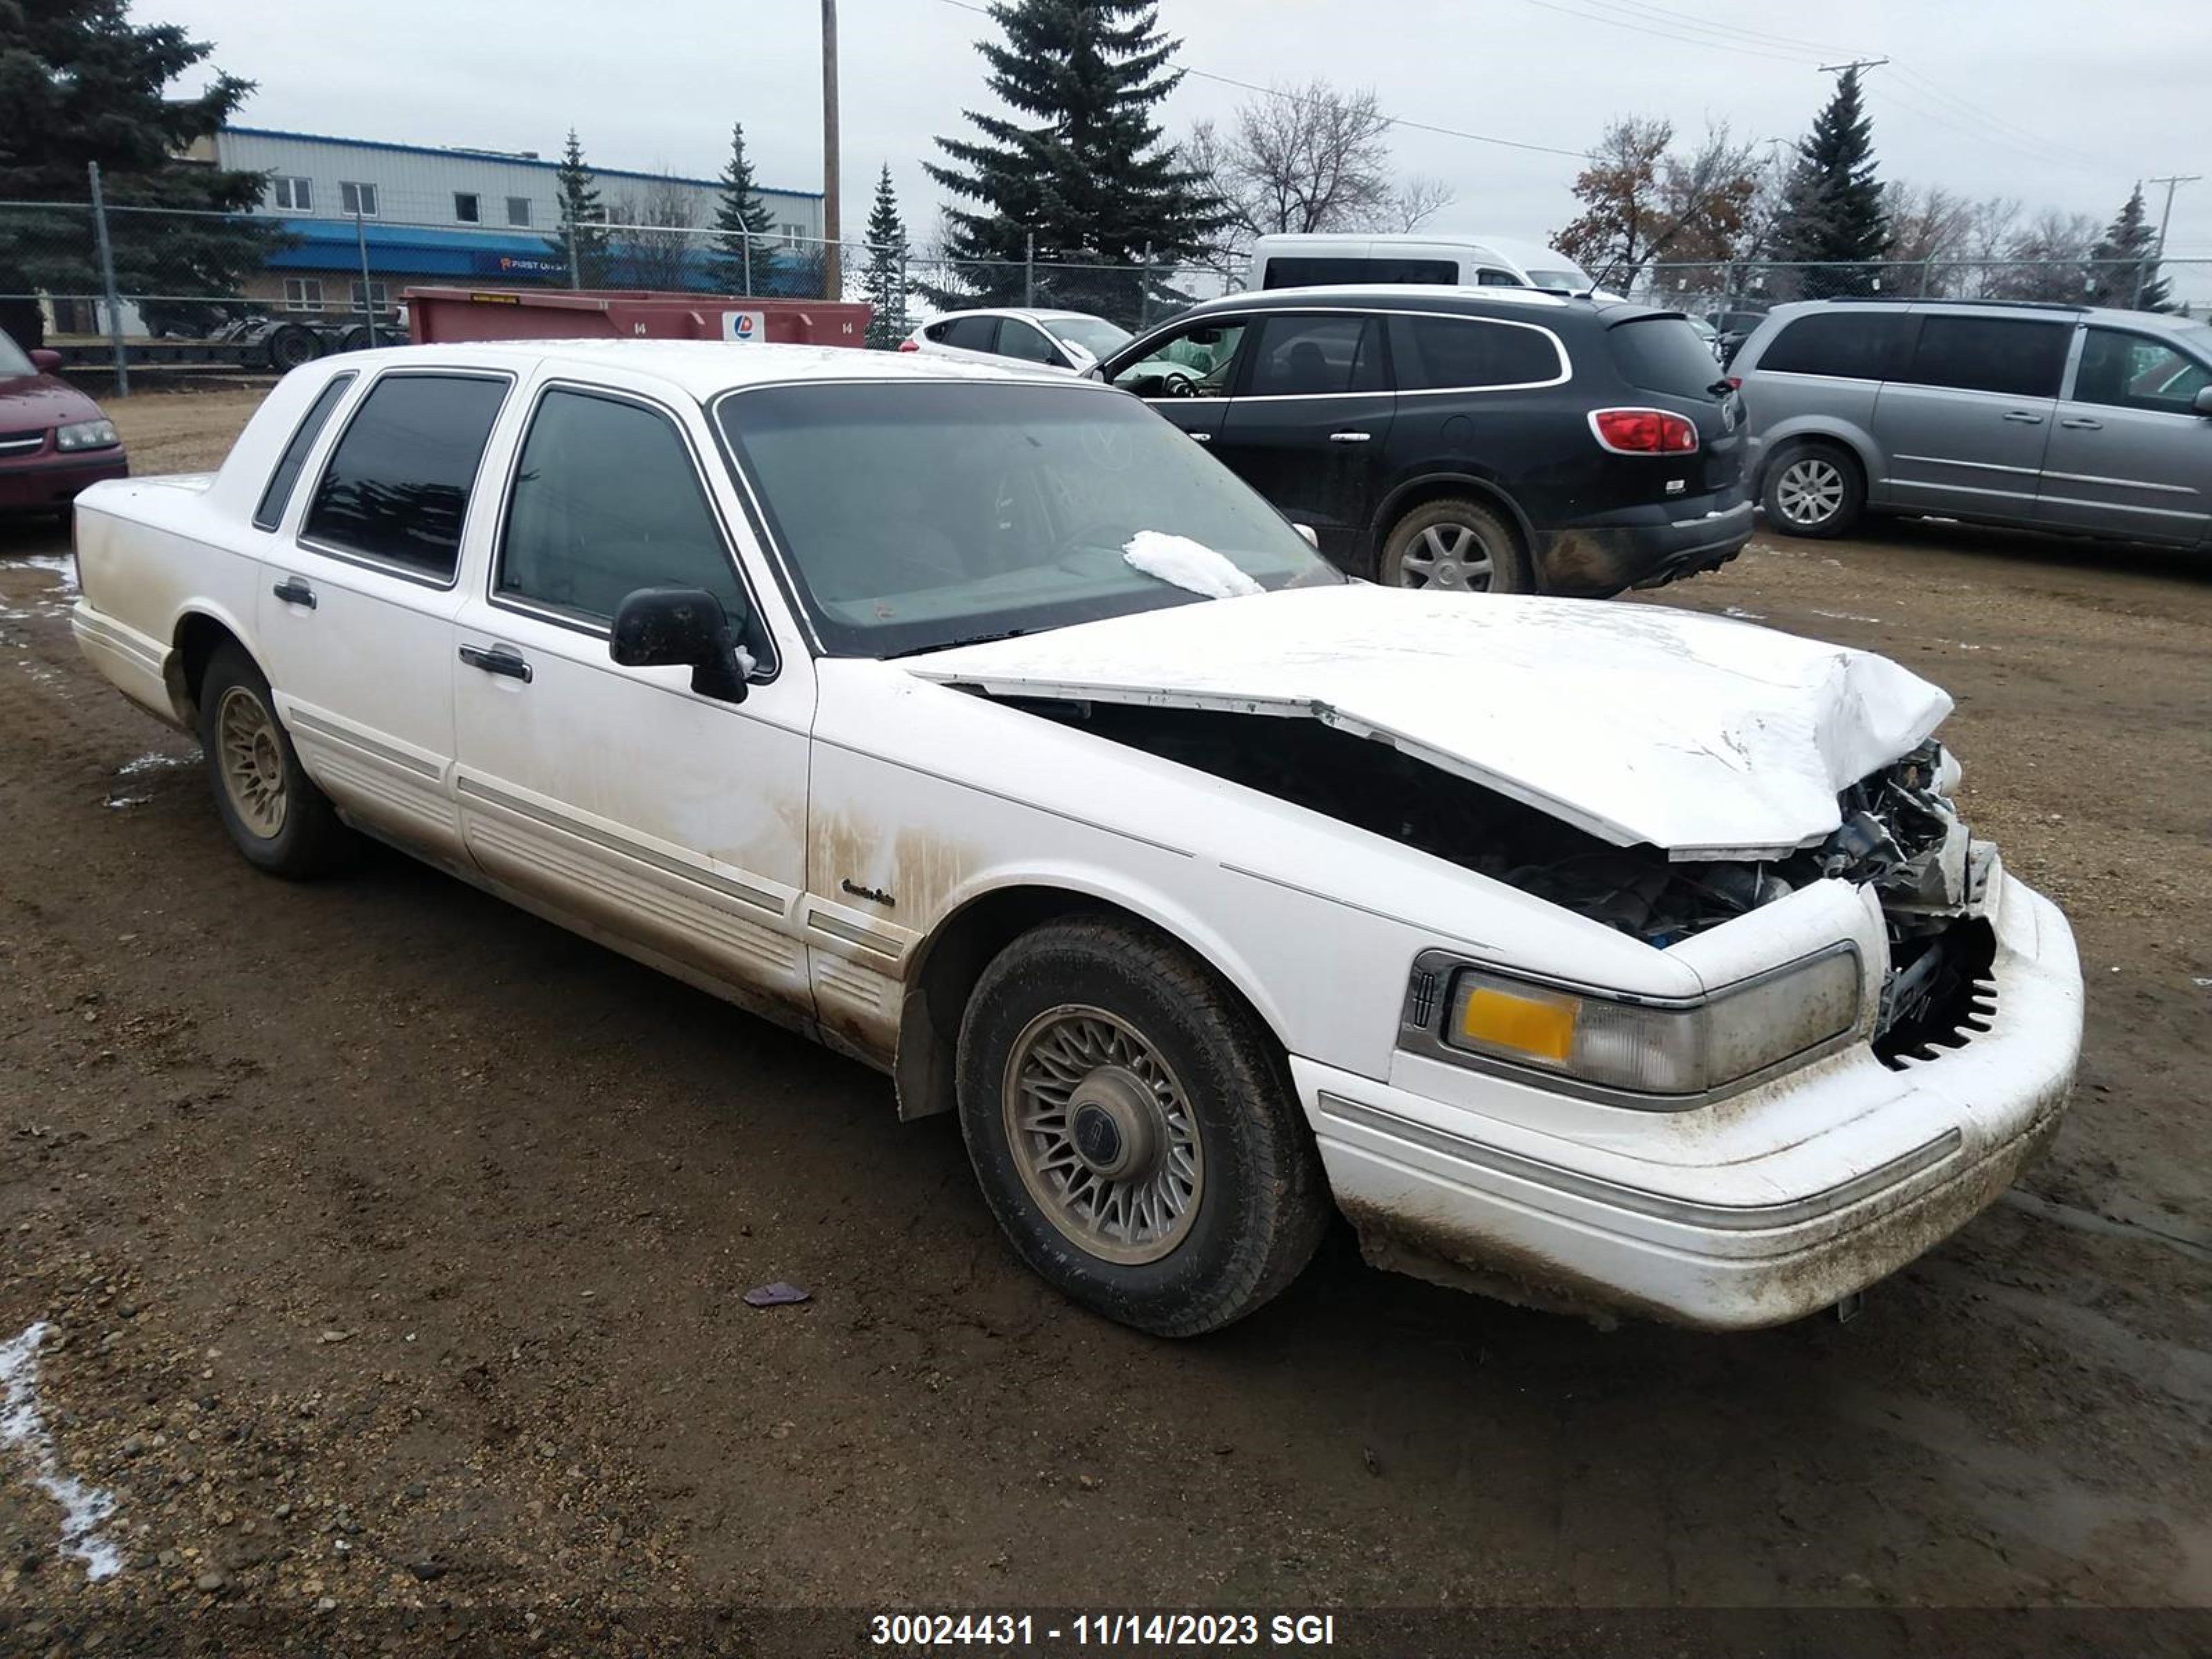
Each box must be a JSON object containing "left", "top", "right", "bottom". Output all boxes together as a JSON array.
[{"left": 609, "top": 586, "right": 751, "bottom": 703}]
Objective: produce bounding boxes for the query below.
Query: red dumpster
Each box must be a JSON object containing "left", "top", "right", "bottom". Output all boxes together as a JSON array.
[{"left": 402, "top": 287, "right": 872, "bottom": 348}]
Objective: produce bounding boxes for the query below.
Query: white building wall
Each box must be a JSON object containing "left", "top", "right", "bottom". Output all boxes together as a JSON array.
[{"left": 214, "top": 128, "right": 823, "bottom": 243}]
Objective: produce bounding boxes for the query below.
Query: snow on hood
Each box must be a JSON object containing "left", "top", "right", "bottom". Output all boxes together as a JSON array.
[{"left": 904, "top": 585, "right": 1953, "bottom": 860}]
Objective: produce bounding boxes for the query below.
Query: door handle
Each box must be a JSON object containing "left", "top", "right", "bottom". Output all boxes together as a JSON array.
[
  {"left": 271, "top": 578, "right": 316, "bottom": 610},
  {"left": 2059, "top": 417, "right": 2103, "bottom": 431},
  {"left": 2003, "top": 411, "right": 2045, "bottom": 424},
  {"left": 458, "top": 643, "right": 533, "bottom": 683},
  {"left": 1328, "top": 431, "right": 1374, "bottom": 443},
  {"left": 1187, "top": 431, "right": 1212, "bottom": 443}
]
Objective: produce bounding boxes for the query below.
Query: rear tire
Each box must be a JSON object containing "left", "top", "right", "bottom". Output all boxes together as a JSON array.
[
  {"left": 955, "top": 917, "right": 1330, "bottom": 1337},
  {"left": 1762, "top": 441, "right": 1864, "bottom": 538},
  {"left": 196, "top": 644, "right": 353, "bottom": 879},
  {"left": 1379, "top": 498, "right": 1533, "bottom": 594}
]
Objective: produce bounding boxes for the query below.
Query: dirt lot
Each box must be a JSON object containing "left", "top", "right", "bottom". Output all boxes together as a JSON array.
[{"left": 3, "top": 388, "right": 2209, "bottom": 1647}]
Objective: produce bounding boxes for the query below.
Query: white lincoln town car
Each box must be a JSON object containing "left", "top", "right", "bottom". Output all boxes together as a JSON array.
[{"left": 68, "top": 341, "right": 2082, "bottom": 1336}]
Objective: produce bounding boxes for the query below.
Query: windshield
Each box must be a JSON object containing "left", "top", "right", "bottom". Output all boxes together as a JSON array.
[
  {"left": 1525, "top": 266, "right": 1591, "bottom": 292},
  {"left": 0, "top": 330, "right": 34, "bottom": 378},
  {"left": 1046, "top": 317, "right": 1133, "bottom": 359},
  {"left": 716, "top": 382, "right": 1342, "bottom": 658}
]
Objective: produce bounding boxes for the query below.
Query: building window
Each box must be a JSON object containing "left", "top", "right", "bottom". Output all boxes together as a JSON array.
[
  {"left": 270, "top": 176, "right": 313, "bottom": 212},
  {"left": 339, "top": 181, "right": 379, "bottom": 218},
  {"left": 283, "top": 277, "right": 324, "bottom": 312},
  {"left": 780, "top": 223, "right": 805, "bottom": 247},
  {"left": 454, "top": 192, "right": 481, "bottom": 224},
  {"left": 505, "top": 196, "right": 532, "bottom": 227},
  {"left": 350, "top": 281, "right": 391, "bottom": 315}
]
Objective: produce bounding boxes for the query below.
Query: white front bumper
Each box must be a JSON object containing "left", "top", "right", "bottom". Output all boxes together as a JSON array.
[{"left": 1297, "top": 870, "right": 2081, "bottom": 1329}]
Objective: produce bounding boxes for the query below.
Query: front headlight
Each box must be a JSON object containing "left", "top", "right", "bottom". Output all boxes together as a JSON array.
[
  {"left": 55, "top": 419, "right": 120, "bottom": 452},
  {"left": 1406, "top": 947, "right": 1862, "bottom": 1105}
]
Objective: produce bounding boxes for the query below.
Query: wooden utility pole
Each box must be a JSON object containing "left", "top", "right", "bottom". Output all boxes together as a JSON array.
[{"left": 821, "top": 0, "right": 841, "bottom": 301}]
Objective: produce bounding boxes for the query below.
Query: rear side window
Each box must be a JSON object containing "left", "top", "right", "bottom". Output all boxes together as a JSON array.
[
  {"left": 1607, "top": 317, "right": 1725, "bottom": 396},
  {"left": 1904, "top": 317, "right": 2070, "bottom": 399},
  {"left": 1262, "top": 256, "right": 1456, "bottom": 289},
  {"left": 1391, "top": 315, "right": 1562, "bottom": 390},
  {"left": 937, "top": 315, "right": 998, "bottom": 350},
  {"left": 1757, "top": 312, "right": 1913, "bottom": 381},
  {"left": 254, "top": 372, "right": 355, "bottom": 532},
  {"left": 303, "top": 373, "right": 509, "bottom": 580},
  {"left": 1244, "top": 314, "right": 1387, "bottom": 396},
  {"left": 498, "top": 388, "right": 756, "bottom": 636}
]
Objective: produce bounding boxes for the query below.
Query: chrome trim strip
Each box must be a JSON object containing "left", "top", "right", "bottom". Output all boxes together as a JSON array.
[
  {"left": 454, "top": 774, "right": 788, "bottom": 917},
  {"left": 286, "top": 708, "right": 441, "bottom": 780},
  {"left": 805, "top": 909, "right": 904, "bottom": 955},
  {"left": 1891, "top": 453, "right": 2038, "bottom": 478},
  {"left": 2038, "top": 469, "right": 2197, "bottom": 496},
  {"left": 1316, "top": 1091, "right": 1965, "bottom": 1231}
]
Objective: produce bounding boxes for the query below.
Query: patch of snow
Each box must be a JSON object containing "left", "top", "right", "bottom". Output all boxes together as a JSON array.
[
  {"left": 1811, "top": 610, "right": 1882, "bottom": 624},
  {"left": 1121, "top": 532, "right": 1262, "bottom": 601},
  {"left": 0, "top": 1322, "right": 123, "bottom": 1582},
  {"left": 1722, "top": 606, "right": 1765, "bottom": 621},
  {"left": 15, "top": 554, "right": 79, "bottom": 592},
  {"left": 104, "top": 795, "right": 150, "bottom": 810},
  {"left": 116, "top": 751, "right": 191, "bottom": 778}
]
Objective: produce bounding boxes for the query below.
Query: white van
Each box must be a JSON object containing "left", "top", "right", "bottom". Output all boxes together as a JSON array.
[{"left": 1249, "top": 233, "right": 1596, "bottom": 295}]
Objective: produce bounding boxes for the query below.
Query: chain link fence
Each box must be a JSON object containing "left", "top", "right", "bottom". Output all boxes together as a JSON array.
[{"left": 1, "top": 194, "right": 1246, "bottom": 388}]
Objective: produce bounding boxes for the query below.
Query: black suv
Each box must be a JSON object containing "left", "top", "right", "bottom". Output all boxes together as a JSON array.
[{"left": 1096, "top": 287, "right": 1751, "bottom": 595}]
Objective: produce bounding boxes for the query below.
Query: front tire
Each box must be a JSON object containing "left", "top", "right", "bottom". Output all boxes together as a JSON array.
[
  {"left": 1762, "top": 441, "right": 1864, "bottom": 538},
  {"left": 197, "top": 644, "right": 353, "bottom": 879},
  {"left": 956, "top": 917, "right": 1330, "bottom": 1337},
  {"left": 1379, "top": 498, "right": 1533, "bottom": 593}
]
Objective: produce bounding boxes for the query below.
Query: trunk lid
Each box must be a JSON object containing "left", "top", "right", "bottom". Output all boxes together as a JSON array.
[{"left": 903, "top": 585, "right": 1950, "bottom": 861}]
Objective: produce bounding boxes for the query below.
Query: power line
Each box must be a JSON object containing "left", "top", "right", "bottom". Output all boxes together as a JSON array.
[
  {"left": 932, "top": 0, "right": 1595, "bottom": 160},
  {"left": 1515, "top": 0, "right": 1811, "bottom": 66}
]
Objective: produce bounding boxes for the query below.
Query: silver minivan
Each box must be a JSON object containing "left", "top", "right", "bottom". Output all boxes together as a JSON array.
[{"left": 1733, "top": 300, "right": 2212, "bottom": 547}]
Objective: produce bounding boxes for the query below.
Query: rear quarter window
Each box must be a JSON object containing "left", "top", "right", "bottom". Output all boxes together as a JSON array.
[
  {"left": 1390, "top": 315, "right": 1563, "bottom": 390},
  {"left": 1756, "top": 312, "right": 1914, "bottom": 380},
  {"left": 1606, "top": 317, "right": 1725, "bottom": 396},
  {"left": 253, "top": 372, "right": 355, "bottom": 532}
]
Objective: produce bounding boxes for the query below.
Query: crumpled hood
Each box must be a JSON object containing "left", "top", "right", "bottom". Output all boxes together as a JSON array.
[{"left": 904, "top": 585, "right": 1952, "bottom": 860}]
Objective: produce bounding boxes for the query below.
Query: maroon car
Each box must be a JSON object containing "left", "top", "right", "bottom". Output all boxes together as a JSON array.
[{"left": 0, "top": 333, "right": 129, "bottom": 514}]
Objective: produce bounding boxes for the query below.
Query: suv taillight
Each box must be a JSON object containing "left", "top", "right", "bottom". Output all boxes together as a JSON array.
[
  {"left": 1589, "top": 408, "right": 1700, "bottom": 454},
  {"left": 897, "top": 339, "right": 920, "bottom": 353}
]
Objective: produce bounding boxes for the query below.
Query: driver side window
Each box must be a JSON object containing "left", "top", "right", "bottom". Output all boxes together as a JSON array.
[{"left": 1110, "top": 321, "right": 1250, "bottom": 400}]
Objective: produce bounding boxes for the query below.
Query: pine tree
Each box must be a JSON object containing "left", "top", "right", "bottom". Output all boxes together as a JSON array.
[
  {"left": 2083, "top": 185, "right": 2170, "bottom": 311},
  {"left": 713, "top": 121, "right": 776, "bottom": 292},
  {"left": 1770, "top": 68, "right": 1888, "bottom": 299},
  {"left": 545, "top": 129, "right": 609, "bottom": 288},
  {"left": 0, "top": 0, "right": 279, "bottom": 348},
  {"left": 861, "top": 166, "right": 913, "bottom": 348},
  {"left": 923, "top": 0, "right": 1224, "bottom": 323}
]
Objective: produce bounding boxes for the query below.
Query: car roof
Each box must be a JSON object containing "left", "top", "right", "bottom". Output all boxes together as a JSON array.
[
  {"left": 1169, "top": 284, "right": 1676, "bottom": 326},
  {"left": 927, "top": 307, "right": 1108, "bottom": 326},
  {"left": 1756, "top": 297, "right": 2208, "bottom": 335},
  {"left": 323, "top": 338, "right": 1088, "bottom": 399}
]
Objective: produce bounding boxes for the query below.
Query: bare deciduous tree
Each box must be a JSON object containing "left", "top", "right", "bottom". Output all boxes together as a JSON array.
[
  {"left": 1883, "top": 183, "right": 1976, "bottom": 294},
  {"left": 1390, "top": 175, "right": 1456, "bottom": 233},
  {"left": 612, "top": 178, "right": 702, "bottom": 291}
]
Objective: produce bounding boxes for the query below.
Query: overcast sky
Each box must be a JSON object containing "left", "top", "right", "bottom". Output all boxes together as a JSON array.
[{"left": 159, "top": 0, "right": 2211, "bottom": 295}]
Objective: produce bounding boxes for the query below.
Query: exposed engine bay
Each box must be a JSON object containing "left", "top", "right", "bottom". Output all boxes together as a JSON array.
[{"left": 1020, "top": 701, "right": 1998, "bottom": 1062}]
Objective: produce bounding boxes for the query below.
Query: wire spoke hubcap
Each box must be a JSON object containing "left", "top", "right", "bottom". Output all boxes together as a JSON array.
[
  {"left": 1003, "top": 1006, "right": 1203, "bottom": 1266},
  {"left": 1397, "top": 523, "right": 1496, "bottom": 592},
  {"left": 1776, "top": 459, "right": 1845, "bottom": 525},
  {"left": 216, "top": 686, "right": 288, "bottom": 839}
]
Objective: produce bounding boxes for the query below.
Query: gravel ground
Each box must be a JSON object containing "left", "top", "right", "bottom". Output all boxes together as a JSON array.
[{"left": 1, "top": 388, "right": 2209, "bottom": 1652}]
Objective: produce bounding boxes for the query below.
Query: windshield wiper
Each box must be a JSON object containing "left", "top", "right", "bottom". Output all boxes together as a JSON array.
[{"left": 885, "top": 628, "right": 1033, "bottom": 659}]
